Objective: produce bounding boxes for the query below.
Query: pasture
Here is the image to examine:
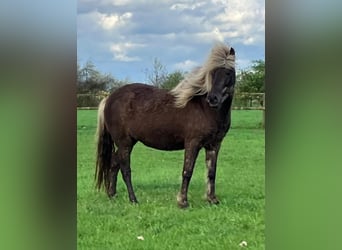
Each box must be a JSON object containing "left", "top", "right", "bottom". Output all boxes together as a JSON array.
[{"left": 77, "top": 110, "right": 265, "bottom": 249}]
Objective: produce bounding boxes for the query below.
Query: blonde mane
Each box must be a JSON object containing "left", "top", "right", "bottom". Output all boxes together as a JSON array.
[{"left": 170, "top": 43, "right": 235, "bottom": 108}]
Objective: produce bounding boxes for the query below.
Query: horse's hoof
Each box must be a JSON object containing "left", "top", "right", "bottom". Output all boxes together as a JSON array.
[
  {"left": 177, "top": 200, "right": 189, "bottom": 208},
  {"left": 107, "top": 190, "right": 116, "bottom": 198},
  {"left": 130, "top": 198, "right": 139, "bottom": 204},
  {"left": 207, "top": 197, "right": 220, "bottom": 205}
]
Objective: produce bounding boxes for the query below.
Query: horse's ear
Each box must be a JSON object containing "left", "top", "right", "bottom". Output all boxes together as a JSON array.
[{"left": 229, "top": 47, "right": 235, "bottom": 55}]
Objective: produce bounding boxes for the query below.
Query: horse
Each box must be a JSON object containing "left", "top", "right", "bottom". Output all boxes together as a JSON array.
[{"left": 95, "top": 43, "right": 236, "bottom": 208}]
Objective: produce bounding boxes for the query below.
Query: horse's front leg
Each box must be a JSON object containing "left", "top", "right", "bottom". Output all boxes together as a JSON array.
[
  {"left": 177, "top": 142, "right": 200, "bottom": 208},
  {"left": 205, "top": 144, "right": 221, "bottom": 204}
]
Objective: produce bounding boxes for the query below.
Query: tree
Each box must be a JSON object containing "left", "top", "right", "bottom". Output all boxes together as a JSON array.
[
  {"left": 160, "top": 70, "right": 184, "bottom": 90},
  {"left": 77, "top": 60, "right": 125, "bottom": 94},
  {"left": 107, "top": 77, "right": 129, "bottom": 92},
  {"left": 77, "top": 60, "right": 130, "bottom": 107},
  {"left": 145, "top": 58, "right": 168, "bottom": 88},
  {"left": 237, "top": 60, "right": 265, "bottom": 93},
  {"left": 78, "top": 61, "right": 100, "bottom": 82},
  {"left": 77, "top": 60, "right": 105, "bottom": 94}
]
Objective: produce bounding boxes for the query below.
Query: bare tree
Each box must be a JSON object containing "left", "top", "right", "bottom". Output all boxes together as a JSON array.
[{"left": 145, "top": 58, "right": 168, "bottom": 88}]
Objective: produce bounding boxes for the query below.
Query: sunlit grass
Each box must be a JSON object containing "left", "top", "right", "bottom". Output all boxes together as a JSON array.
[{"left": 77, "top": 110, "right": 265, "bottom": 250}]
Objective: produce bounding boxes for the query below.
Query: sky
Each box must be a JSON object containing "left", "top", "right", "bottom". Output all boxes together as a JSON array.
[{"left": 77, "top": 0, "right": 265, "bottom": 83}]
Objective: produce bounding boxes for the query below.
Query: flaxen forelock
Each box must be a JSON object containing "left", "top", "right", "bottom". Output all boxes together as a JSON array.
[{"left": 170, "top": 43, "right": 235, "bottom": 108}]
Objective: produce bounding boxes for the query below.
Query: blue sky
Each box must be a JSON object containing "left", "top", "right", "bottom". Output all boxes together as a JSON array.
[{"left": 77, "top": 0, "right": 264, "bottom": 83}]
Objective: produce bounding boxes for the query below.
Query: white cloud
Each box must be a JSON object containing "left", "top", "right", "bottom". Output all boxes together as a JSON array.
[
  {"left": 105, "top": 0, "right": 131, "bottom": 5},
  {"left": 109, "top": 42, "right": 145, "bottom": 62},
  {"left": 79, "top": 0, "right": 133, "bottom": 6},
  {"left": 112, "top": 54, "right": 140, "bottom": 62},
  {"left": 212, "top": 27, "right": 225, "bottom": 42},
  {"left": 173, "top": 60, "right": 199, "bottom": 71},
  {"left": 77, "top": 10, "right": 133, "bottom": 33},
  {"left": 98, "top": 12, "right": 132, "bottom": 30},
  {"left": 191, "top": 28, "right": 239, "bottom": 44},
  {"left": 212, "top": 0, "right": 265, "bottom": 45},
  {"left": 170, "top": 2, "right": 206, "bottom": 11},
  {"left": 99, "top": 14, "right": 119, "bottom": 30}
]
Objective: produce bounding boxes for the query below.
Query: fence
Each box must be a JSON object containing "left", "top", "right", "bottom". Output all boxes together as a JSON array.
[
  {"left": 233, "top": 93, "right": 265, "bottom": 128},
  {"left": 77, "top": 92, "right": 265, "bottom": 127}
]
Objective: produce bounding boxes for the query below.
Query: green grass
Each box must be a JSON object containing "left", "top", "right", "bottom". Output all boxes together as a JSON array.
[{"left": 77, "top": 110, "right": 265, "bottom": 250}]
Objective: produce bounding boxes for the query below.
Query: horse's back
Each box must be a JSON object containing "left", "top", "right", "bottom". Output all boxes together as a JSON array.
[{"left": 105, "top": 83, "right": 174, "bottom": 115}]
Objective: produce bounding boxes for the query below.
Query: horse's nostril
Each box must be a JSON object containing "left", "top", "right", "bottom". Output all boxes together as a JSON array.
[
  {"left": 210, "top": 96, "right": 218, "bottom": 103},
  {"left": 208, "top": 95, "right": 219, "bottom": 107}
]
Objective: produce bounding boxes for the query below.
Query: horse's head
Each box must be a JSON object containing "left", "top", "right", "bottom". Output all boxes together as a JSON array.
[{"left": 207, "top": 48, "right": 236, "bottom": 108}]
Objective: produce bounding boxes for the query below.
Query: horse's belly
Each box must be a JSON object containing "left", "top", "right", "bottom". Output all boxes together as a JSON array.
[
  {"left": 138, "top": 133, "right": 184, "bottom": 151},
  {"left": 142, "top": 141, "right": 184, "bottom": 151}
]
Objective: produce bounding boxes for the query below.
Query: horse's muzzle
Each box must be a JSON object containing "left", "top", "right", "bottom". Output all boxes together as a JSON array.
[{"left": 207, "top": 95, "right": 219, "bottom": 108}]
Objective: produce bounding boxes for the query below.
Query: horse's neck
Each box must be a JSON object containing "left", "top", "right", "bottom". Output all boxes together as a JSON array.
[
  {"left": 223, "top": 95, "right": 234, "bottom": 110},
  {"left": 219, "top": 96, "right": 233, "bottom": 123}
]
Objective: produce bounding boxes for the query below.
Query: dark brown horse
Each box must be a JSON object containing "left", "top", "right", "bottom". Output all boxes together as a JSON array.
[{"left": 95, "top": 43, "right": 236, "bottom": 208}]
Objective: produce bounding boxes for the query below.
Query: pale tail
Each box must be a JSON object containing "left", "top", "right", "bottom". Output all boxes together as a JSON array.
[{"left": 95, "top": 97, "right": 113, "bottom": 190}]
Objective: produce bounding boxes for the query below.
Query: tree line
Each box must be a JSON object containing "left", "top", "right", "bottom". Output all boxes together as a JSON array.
[{"left": 77, "top": 59, "right": 264, "bottom": 106}]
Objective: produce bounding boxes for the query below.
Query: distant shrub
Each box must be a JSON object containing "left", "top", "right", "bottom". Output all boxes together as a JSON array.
[{"left": 77, "top": 93, "right": 108, "bottom": 107}]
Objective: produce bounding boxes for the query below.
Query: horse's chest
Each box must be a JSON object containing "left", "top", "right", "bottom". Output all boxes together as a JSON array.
[
  {"left": 202, "top": 121, "right": 230, "bottom": 145},
  {"left": 208, "top": 127, "right": 226, "bottom": 142}
]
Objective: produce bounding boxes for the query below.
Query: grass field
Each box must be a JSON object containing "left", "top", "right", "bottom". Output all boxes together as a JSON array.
[{"left": 77, "top": 110, "right": 265, "bottom": 250}]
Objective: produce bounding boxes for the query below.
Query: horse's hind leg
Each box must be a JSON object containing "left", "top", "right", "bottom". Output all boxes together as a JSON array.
[
  {"left": 107, "top": 152, "right": 120, "bottom": 198},
  {"left": 117, "top": 141, "right": 138, "bottom": 203}
]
